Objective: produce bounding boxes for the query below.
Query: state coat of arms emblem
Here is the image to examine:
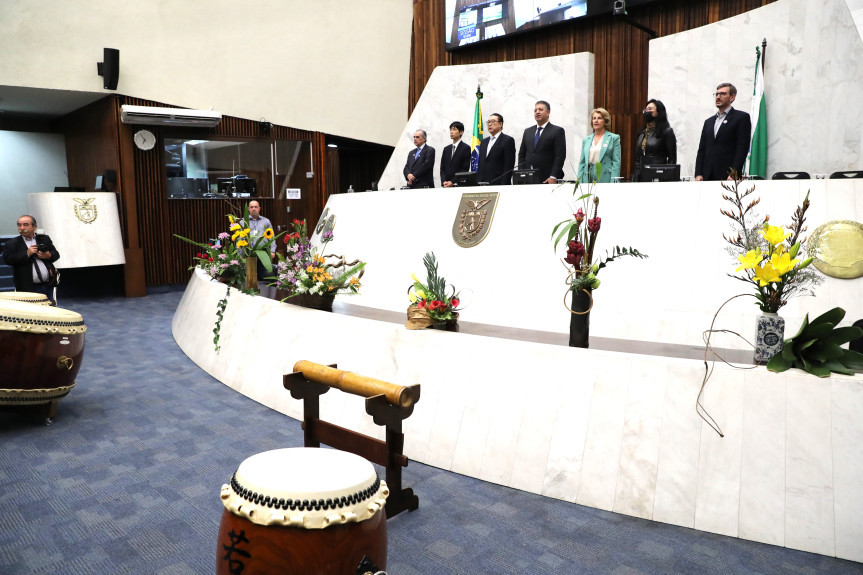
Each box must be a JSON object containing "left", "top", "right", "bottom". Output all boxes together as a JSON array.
[
  {"left": 73, "top": 198, "right": 98, "bottom": 224},
  {"left": 452, "top": 192, "right": 499, "bottom": 247}
]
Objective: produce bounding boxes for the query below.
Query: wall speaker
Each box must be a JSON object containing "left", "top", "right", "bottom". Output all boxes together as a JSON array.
[{"left": 97, "top": 48, "right": 120, "bottom": 90}]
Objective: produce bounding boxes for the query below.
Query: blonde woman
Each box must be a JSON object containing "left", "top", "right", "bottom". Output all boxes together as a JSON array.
[{"left": 577, "top": 108, "right": 621, "bottom": 183}]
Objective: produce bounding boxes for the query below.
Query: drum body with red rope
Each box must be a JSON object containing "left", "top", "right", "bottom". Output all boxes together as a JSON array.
[{"left": 217, "top": 447, "right": 389, "bottom": 575}]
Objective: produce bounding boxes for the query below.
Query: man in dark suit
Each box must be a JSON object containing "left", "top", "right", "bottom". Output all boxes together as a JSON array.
[
  {"left": 518, "top": 100, "right": 566, "bottom": 183},
  {"left": 440, "top": 121, "right": 472, "bottom": 187},
  {"left": 403, "top": 129, "right": 436, "bottom": 188},
  {"left": 476, "top": 113, "right": 516, "bottom": 185},
  {"left": 695, "top": 83, "right": 752, "bottom": 181},
  {"left": 2, "top": 214, "right": 60, "bottom": 300}
]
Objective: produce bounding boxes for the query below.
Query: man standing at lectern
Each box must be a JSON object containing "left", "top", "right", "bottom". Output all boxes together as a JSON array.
[
  {"left": 476, "top": 113, "right": 516, "bottom": 185},
  {"left": 403, "top": 130, "right": 436, "bottom": 188},
  {"left": 518, "top": 100, "right": 566, "bottom": 183},
  {"left": 440, "top": 121, "right": 471, "bottom": 187},
  {"left": 247, "top": 200, "right": 277, "bottom": 298},
  {"left": 3, "top": 215, "right": 60, "bottom": 300},
  {"left": 695, "top": 83, "right": 751, "bottom": 181}
]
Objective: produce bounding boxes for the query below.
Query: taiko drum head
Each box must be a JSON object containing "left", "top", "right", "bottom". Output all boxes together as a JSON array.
[
  {"left": 0, "top": 291, "right": 51, "bottom": 306},
  {"left": 217, "top": 447, "right": 389, "bottom": 575}
]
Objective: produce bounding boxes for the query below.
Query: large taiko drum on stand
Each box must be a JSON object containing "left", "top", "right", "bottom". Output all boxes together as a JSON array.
[
  {"left": 217, "top": 448, "right": 389, "bottom": 575},
  {"left": 0, "top": 291, "right": 51, "bottom": 306},
  {"left": 0, "top": 300, "right": 86, "bottom": 408}
]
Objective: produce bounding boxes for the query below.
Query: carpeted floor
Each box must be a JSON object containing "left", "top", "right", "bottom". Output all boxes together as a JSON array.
[{"left": 1, "top": 289, "right": 861, "bottom": 575}]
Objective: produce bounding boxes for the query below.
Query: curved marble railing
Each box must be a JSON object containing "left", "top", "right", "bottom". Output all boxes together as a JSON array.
[{"left": 174, "top": 268, "right": 862, "bottom": 562}]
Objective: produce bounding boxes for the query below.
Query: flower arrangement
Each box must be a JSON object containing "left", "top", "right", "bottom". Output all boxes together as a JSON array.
[
  {"left": 552, "top": 172, "right": 647, "bottom": 296},
  {"left": 406, "top": 252, "right": 461, "bottom": 329},
  {"left": 176, "top": 206, "right": 281, "bottom": 289},
  {"left": 175, "top": 203, "right": 282, "bottom": 352},
  {"left": 273, "top": 218, "right": 365, "bottom": 299},
  {"left": 721, "top": 181, "right": 821, "bottom": 313}
]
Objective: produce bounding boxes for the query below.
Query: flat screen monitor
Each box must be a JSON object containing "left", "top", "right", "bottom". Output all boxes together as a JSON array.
[
  {"left": 445, "top": 0, "right": 659, "bottom": 51},
  {"left": 513, "top": 169, "right": 539, "bottom": 185},
  {"left": 639, "top": 164, "right": 680, "bottom": 183},
  {"left": 453, "top": 171, "right": 478, "bottom": 187}
]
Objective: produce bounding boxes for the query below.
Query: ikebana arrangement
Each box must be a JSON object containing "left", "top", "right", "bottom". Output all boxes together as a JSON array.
[
  {"left": 405, "top": 252, "right": 462, "bottom": 330},
  {"left": 176, "top": 204, "right": 281, "bottom": 352},
  {"left": 273, "top": 218, "right": 365, "bottom": 310},
  {"left": 552, "top": 164, "right": 647, "bottom": 347},
  {"left": 720, "top": 179, "right": 822, "bottom": 361}
]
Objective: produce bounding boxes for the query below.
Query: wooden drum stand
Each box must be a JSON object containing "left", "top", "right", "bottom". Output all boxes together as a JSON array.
[{"left": 284, "top": 361, "right": 421, "bottom": 519}]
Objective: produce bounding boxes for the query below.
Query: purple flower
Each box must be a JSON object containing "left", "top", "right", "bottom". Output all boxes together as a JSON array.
[{"left": 322, "top": 231, "right": 334, "bottom": 240}]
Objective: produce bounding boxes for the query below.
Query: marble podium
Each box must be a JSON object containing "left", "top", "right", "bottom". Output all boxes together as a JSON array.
[{"left": 173, "top": 180, "right": 863, "bottom": 562}]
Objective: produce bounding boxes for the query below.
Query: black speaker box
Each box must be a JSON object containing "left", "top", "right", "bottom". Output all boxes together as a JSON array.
[{"left": 98, "top": 48, "right": 120, "bottom": 90}]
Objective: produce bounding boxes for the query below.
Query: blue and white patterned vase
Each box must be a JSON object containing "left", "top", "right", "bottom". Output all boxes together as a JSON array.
[{"left": 754, "top": 312, "right": 785, "bottom": 363}]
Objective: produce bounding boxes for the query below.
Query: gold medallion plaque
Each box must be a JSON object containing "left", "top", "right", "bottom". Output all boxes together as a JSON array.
[
  {"left": 452, "top": 192, "right": 499, "bottom": 248},
  {"left": 807, "top": 220, "right": 863, "bottom": 279},
  {"left": 73, "top": 198, "right": 98, "bottom": 224}
]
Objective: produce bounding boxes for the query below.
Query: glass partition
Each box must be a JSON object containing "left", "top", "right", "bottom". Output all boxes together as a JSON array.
[{"left": 164, "top": 139, "right": 309, "bottom": 199}]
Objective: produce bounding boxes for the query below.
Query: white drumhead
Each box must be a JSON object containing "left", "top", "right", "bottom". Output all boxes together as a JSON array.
[
  {"left": 0, "top": 300, "right": 87, "bottom": 334},
  {"left": 0, "top": 292, "right": 50, "bottom": 305},
  {"left": 220, "top": 448, "right": 388, "bottom": 529}
]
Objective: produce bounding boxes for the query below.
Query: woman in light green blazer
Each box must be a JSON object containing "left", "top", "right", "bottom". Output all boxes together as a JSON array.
[{"left": 577, "top": 107, "right": 621, "bottom": 183}]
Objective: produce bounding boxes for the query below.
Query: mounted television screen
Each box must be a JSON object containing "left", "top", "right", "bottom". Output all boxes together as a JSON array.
[{"left": 445, "top": 0, "right": 659, "bottom": 50}]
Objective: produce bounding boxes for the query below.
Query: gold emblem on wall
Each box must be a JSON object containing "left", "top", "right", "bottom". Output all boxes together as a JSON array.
[
  {"left": 73, "top": 198, "right": 98, "bottom": 224},
  {"left": 807, "top": 220, "right": 863, "bottom": 279},
  {"left": 452, "top": 192, "right": 499, "bottom": 247}
]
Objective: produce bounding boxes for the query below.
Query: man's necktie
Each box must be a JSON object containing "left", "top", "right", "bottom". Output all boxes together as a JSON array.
[{"left": 534, "top": 126, "right": 543, "bottom": 147}]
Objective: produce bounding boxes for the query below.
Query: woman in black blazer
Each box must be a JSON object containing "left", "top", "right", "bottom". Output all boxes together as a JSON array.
[{"left": 632, "top": 99, "right": 677, "bottom": 182}]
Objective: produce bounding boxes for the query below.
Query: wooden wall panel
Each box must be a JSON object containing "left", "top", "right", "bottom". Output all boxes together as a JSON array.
[{"left": 410, "top": 0, "right": 777, "bottom": 178}]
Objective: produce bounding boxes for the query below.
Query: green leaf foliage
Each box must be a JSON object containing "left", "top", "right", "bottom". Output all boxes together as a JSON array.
[{"left": 766, "top": 307, "right": 863, "bottom": 377}]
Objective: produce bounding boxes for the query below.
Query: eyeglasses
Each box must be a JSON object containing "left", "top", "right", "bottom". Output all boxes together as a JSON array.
[
  {"left": 713, "top": 91, "right": 731, "bottom": 97},
  {"left": 486, "top": 120, "right": 499, "bottom": 125}
]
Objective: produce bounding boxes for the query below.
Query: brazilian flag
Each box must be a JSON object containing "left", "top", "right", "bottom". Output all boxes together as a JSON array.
[{"left": 470, "top": 88, "right": 483, "bottom": 172}]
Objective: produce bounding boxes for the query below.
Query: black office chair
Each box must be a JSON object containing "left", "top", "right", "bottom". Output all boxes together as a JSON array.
[
  {"left": 772, "top": 171, "right": 811, "bottom": 180},
  {"left": 829, "top": 170, "right": 863, "bottom": 179}
]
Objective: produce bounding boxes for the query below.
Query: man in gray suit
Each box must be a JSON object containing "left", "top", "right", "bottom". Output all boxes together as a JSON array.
[{"left": 403, "top": 130, "right": 436, "bottom": 188}]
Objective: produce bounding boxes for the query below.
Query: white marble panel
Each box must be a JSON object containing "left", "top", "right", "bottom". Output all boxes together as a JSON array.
[
  {"left": 832, "top": 376, "right": 863, "bottom": 562},
  {"left": 320, "top": 180, "right": 863, "bottom": 350},
  {"left": 28, "top": 192, "right": 125, "bottom": 268},
  {"left": 575, "top": 356, "right": 631, "bottom": 511},
  {"left": 652, "top": 361, "right": 703, "bottom": 528},
  {"left": 173, "top": 267, "right": 863, "bottom": 561},
  {"left": 378, "top": 53, "right": 594, "bottom": 190},
  {"left": 649, "top": 0, "right": 863, "bottom": 177},
  {"left": 785, "top": 373, "right": 835, "bottom": 556},
  {"left": 738, "top": 369, "right": 787, "bottom": 547},
  {"left": 612, "top": 357, "right": 667, "bottom": 519},
  {"left": 694, "top": 368, "right": 744, "bottom": 537},
  {"left": 539, "top": 352, "right": 596, "bottom": 502}
]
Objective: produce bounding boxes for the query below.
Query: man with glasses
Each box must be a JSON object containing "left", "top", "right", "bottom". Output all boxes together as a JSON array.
[
  {"left": 3, "top": 215, "right": 60, "bottom": 301},
  {"left": 403, "top": 129, "right": 436, "bottom": 188},
  {"left": 476, "top": 113, "right": 516, "bottom": 185},
  {"left": 694, "top": 83, "right": 751, "bottom": 181}
]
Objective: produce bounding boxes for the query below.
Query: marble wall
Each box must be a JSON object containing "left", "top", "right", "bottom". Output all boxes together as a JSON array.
[
  {"left": 649, "top": 0, "right": 863, "bottom": 178},
  {"left": 313, "top": 179, "right": 862, "bottom": 351},
  {"left": 378, "top": 54, "right": 594, "bottom": 191},
  {"left": 172, "top": 270, "right": 863, "bottom": 562}
]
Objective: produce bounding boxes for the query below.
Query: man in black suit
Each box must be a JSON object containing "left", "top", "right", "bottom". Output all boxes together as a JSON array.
[
  {"left": 2, "top": 214, "right": 60, "bottom": 300},
  {"left": 518, "top": 100, "right": 566, "bottom": 183},
  {"left": 403, "top": 129, "right": 436, "bottom": 188},
  {"left": 440, "top": 121, "right": 472, "bottom": 187},
  {"left": 695, "top": 83, "right": 752, "bottom": 181},
  {"left": 476, "top": 113, "right": 516, "bottom": 185}
]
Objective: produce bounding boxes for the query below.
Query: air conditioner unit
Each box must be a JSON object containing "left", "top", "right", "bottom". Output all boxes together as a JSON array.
[{"left": 120, "top": 105, "right": 222, "bottom": 127}]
